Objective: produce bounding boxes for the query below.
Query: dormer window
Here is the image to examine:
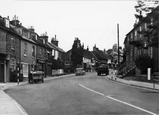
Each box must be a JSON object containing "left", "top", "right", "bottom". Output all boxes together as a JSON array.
[
  {"left": 5, "top": 18, "right": 10, "bottom": 28},
  {"left": 31, "top": 34, "right": 37, "bottom": 40},
  {"left": 43, "top": 39, "right": 45, "bottom": 44}
]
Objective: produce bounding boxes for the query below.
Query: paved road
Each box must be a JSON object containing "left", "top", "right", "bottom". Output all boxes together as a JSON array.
[{"left": 5, "top": 73, "right": 159, "bottom": 115}]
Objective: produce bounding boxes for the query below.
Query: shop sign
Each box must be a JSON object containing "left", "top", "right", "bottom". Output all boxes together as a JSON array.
[{"left": 37, "top": 59, "right": 45, "bottom": 64}]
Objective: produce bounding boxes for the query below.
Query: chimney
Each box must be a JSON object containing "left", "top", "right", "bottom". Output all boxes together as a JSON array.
[
  {"left": 93, "top": 44, "right": 96, "bottom": 51},
  {"left": 10, "top": 15, "right": 20, "bottom": 26},
  {"left": 87, "top": 46, "right": 89, "bottom": 51},
  {"left": 51, "top": 35, "right": 59, "bottom": 46},
  {"left": 39, "top": 33, "right": 48, "bottom": 43},
  {"left": 28, "top": 26, "right": 35, "bottom": 32}
]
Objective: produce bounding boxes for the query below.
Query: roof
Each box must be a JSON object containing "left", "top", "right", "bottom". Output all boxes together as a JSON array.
[
  {"left": 106, "top": 49, "right": 113, "bottom": 55},
  {"left": 92, "top": 49, "right": 108, "bottom": 61},
  {"left": 83, "top": 50, "right": 97, "bottom": 60},
  {"left": 47, "top": 42, "right": 65, "bottom": 53},
  {"left": 0, "top": 21, "right": 21, "bottom": 38},
  {"left": 126, "top": 5, "right": 159, "bottom": 37},
  {"left": 10, "top": 24, "right": 36, "bottom": 44}
]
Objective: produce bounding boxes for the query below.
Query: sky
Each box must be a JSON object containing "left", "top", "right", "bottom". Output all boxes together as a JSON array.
[{"left": 0, "top": 0, "right": 137, "bottom": 52}]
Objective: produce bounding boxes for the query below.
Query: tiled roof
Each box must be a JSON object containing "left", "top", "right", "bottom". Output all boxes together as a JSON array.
[
  {"left": 92, "top": 49, "right": 108, "bottom": 60},
  {"left": 83, "top": 50, "right": 97, "bottom": 60}
]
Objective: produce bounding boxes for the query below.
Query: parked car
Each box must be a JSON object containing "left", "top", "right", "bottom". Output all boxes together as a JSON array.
[{"left": 75, "top": 68, "right": 85, "bottom": 76}]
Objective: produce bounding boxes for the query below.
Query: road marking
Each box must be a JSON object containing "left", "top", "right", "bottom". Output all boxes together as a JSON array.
[
  {"left": 78, "top": 83, "right": 157, "bottom": 115},
  {"left": 79, "top": 83, "right": 105, "bottom": 96}
]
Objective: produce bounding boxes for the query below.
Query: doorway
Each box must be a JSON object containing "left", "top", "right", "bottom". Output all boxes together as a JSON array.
[{"left": 0, "top": 64, "right": 4, "bottom": 82}]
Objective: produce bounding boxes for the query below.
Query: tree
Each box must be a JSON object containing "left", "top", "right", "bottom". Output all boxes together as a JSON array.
[
  {"left": 71, "top": 37, "right": 83, "bottom": 69},
  {"left": 135, "top": 55, "right": 154, "bottom": 74},
  {"left": 134, "top": 0, "right": 159, "bottom": 21},
  {"left": 130, "top": 0, "right": 159, "bottom": 49}
]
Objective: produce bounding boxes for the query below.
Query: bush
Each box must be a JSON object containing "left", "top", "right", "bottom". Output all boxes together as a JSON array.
[{"left": 135, "top": 55, "right": 154, "bottom": 74}]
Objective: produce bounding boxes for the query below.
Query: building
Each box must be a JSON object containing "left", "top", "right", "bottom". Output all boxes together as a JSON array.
[
  {"left": 0, "top": 16, "right": 21, "bottom": 82},
  {"left": 119, "top": 5, "right": 159, "bottom": 76},
  {"left": 38, "top": 33, "right": 52, "bottom": 76},
  {"left": 92, "top": 44, "right": 108, "bottom": 64},
  {"left": 10, "top": 16, "right": 37, "bottom": 80},
  {"left": 47, "top": 35, "right": 66, "bottom": 75},
  {"left": 83, "top": 46, "right": 97, "bottom": 71},
  {"left": 66, "top": 45, "right": 109, "bottom": 72}
]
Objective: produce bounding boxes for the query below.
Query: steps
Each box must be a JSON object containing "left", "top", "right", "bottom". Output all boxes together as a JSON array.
[{"left": 118, "top": 61, "right": 136, "bottom": 77}]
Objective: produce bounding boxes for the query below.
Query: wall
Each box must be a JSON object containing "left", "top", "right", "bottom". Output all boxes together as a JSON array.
[
  {"left": 21, "top": 40, "right": 36, "bottom": 77},
  {"left": 0, "top": 29, "right": 6, "bottom": 54}
]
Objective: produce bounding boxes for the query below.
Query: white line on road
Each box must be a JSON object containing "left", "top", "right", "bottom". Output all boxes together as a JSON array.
[
  {"left": 79, "top": 83, "right": 105, "bottom": 96},
  {"left": 78, "top": 83, "right": 157, "bottom": 115}
]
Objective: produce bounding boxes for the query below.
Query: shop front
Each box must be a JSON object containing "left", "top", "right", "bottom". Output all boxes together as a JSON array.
[
  {"left": 46, "top": 61, "right": 52, "bottom": 76},
  {"left": 0, "top": 54, "right": 7, "bottom": 82},
  {"left": 36, "top": 59, "right": 46, "bottom": 77}
]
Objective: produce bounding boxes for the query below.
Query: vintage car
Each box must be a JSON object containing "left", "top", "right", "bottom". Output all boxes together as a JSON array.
[
  {"left": 28, "top": 71, "right": 44, "bottom": 83},
  {"left": 75, "top": 68, "right": 85, "bottom": 76}
]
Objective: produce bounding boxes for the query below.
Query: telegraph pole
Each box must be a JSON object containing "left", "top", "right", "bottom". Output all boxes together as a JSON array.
[{"left": 117, "top": 23, "right": 120, "bottom": 66}]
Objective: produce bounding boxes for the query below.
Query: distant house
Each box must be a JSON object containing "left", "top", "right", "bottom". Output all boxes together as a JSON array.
[
  {"left": 47, "top": 35, "right": 66, "bottom": 75},
  {"left": 92, "top": 45, "right": 108, "bottom": 64},
  {"left": 33, "top": 33, "right": 52, "bottom": 77},
  {"left": 66, "top": 45, "right": 109, "bottom": 72},
  {"left": 83, "top": 47, "right": 97, "bottom": 71}
]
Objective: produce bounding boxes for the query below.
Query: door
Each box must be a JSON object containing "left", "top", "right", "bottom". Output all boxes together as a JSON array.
[{"left": 0, "top": 64, "right": 4, "bottom": 82}]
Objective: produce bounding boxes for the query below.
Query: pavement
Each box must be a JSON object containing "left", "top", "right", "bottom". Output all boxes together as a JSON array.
[
  {"left": 0, "top": 73, "right": 159, "bottom": 115},
  {"left": 107, "top": 74, "right": 159, "bottom": 91}
]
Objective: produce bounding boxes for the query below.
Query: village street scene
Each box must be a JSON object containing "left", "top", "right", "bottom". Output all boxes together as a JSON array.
[{"left": 0, "top": 0, "right": 159, "bottom": 115}]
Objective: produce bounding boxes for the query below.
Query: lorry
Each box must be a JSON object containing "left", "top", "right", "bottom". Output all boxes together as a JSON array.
[
  {"left": 28, "top": 71, "right": 44, "bottom": 83},
  {"left": 96, "top": 63, "right": 109, "bottom": 76}
]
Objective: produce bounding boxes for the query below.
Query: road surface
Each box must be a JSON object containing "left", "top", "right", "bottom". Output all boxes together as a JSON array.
[{"left": 5, "top": 73, "right": 159, "bottom": 115}]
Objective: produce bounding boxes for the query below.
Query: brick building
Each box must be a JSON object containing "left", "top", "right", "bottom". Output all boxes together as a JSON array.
[
  {"left": 0, "top": 16, "right": 21, "bottom": 82},
  {"left": 119, "top": 5, "right": 159, "bottom": 76}
]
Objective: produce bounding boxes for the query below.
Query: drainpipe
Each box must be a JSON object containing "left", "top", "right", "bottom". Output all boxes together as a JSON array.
[{"left": 4, "top": 60, "right": 6, "bottom": 83}]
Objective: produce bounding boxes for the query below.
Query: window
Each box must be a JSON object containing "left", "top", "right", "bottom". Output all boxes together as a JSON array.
[
  {"left": 52, "top": 49, "right": 55, "bottom": 56},
  {"left": 11, "top": 37, "right": 15, "bottom": 50},
  {"left": 40, "top": 48, "right": 42, "bottom": 55},
  {"left": 145, "top": 23, "right": 147, "bottom": 29},
  {"left": 24, "top": 42, "right": 27, "bottom": 56},
  {"left": 131, "top": 33, "right": 133, "bottom": 40},
  {"left": 31, "top": 34, "right": 37, "bottom": 40},
  {"left": 43, "top": 48, "right": 46, "bottom": 54},
  {"left": 135, "top": 30, "right": 137, "bottom": 37},
  {"left": 139, "top": 26, "right": 142, "bottom": 38},
  {"left": 10, "top": 58, "right": 16, "bottom": 71},
  {"left": 32, "top": 46, "right": 35, "bottom": 57}
]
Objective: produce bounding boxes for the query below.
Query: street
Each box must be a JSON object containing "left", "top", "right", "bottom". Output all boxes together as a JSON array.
[{"left": 5, "top": 73, "right": 159, "bottom": 115}]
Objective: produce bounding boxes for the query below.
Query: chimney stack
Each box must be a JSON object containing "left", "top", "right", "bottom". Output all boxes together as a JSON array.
[
  {"left": 39, "top": 33, "right": 48, "bottom": 43},
  {"left": 51, "top": 35, "right": 59, "bottom": 46}
]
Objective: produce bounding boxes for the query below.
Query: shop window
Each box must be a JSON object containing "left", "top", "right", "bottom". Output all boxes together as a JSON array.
[{"left": 10, "top": 58, "right": 16, "bottom": 71}]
